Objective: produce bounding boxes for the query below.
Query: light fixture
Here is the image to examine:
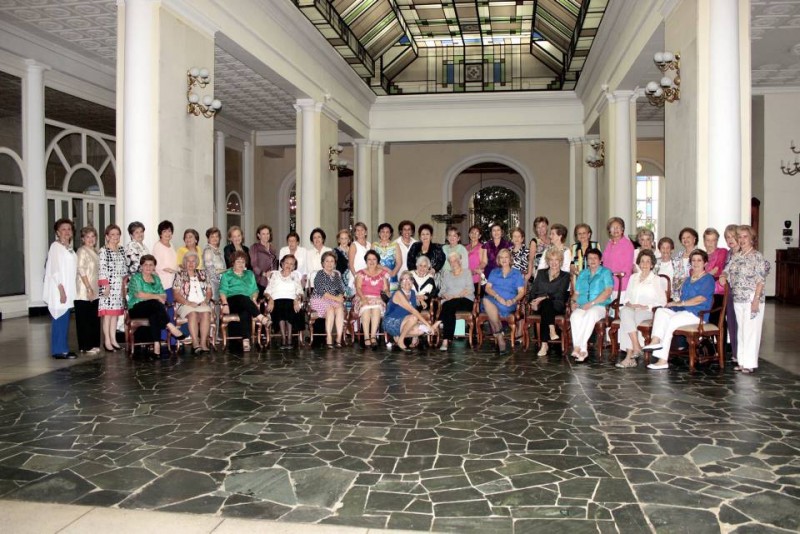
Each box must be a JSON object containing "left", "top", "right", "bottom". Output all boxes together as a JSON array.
[
  {"left": 585, "top": 140, "right": 605, "bottom": 168},
  {"left": 187, "top": 67, "right": 222, "bottom": 118},
  {"left": 431, "top": 201, "right": 467, "bottom": 225},
  {"left": 780, "top": 140, "right": 800, "bottom": 176},
  {"left": 644, "top": 52, "right": 680, "bottom": 107},
  {"left": 328, "top": 145, "right": 348, "bottom": 171},
  {"left": 636, "top": 161, "right": 643, "bottom": 174}
]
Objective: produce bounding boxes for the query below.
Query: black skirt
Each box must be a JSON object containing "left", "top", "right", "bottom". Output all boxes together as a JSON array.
[{"left": 270, "top": 298, "right": 305, "bottom": 330}]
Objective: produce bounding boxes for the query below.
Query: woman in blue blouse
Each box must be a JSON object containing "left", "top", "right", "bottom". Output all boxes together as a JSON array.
[
  {"left": 481, "top": 248, "right": 525, "bottom": 354},
  {"left": 384, "top": 272, "right": 437, "bottom": 351},
  {"left": 570, "top": 248, "right": 614, "bottom": 362},
  {"left": 643, "top": 249, "right": 716, "bottom": 370}
]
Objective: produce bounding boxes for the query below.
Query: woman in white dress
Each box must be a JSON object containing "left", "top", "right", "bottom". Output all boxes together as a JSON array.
[
  {"left": 43, "top": 218, "right": 78, "bottom": 359},
  {"left": 348, "top": 221, "right": 372, "bottom": 292}
]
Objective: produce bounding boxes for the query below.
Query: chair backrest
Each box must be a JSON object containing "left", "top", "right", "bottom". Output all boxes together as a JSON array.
[{"left": 658, "top": 274, "right": 672, "bottom": 302}]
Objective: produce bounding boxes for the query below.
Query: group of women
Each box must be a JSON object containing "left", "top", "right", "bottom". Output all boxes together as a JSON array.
[{"left": 43, "top": 215, "right": 770, "bottom": 372}]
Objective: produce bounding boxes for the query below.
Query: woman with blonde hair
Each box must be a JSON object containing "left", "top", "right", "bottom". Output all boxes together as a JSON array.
[
  {"left": 75, "top": 226, "right": 101, "bottom": 354},
  {"left": 98, "top": 224, "right": 126, "bottom": 352},
  {"left": 481, "top": 248, "right": 526, "bottom": 355},
  {"left": 529, "top": 247, "right": 571, "bottom": 356},
  {"left": 720, "top": 225, "right": 770, "bottom": 373}
]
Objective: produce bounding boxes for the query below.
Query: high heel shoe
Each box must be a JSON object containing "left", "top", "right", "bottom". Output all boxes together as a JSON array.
[{"left": 104, "top": 343, "right": 117, "bottom": 352}]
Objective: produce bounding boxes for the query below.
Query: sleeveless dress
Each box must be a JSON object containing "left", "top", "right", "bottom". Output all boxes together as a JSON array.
[
  {"left": 374, "top": 241, "right": 399, "bottom": 290},
  {"left": 348, "top": 240, "right": 371, "bottom": 292},
  {"left": 384, "top": 290, "right": 417, "bottom": 337}
]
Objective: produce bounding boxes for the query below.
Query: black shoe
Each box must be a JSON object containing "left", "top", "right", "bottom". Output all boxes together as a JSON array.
[
  {"left": 66, "top": 352, "right": 78, "bottom": 359},
  {"left": 52, "top": 353, "right": 68, "bottom": 359}
]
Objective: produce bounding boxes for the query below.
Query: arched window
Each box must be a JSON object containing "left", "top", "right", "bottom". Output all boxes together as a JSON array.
[
  {"left": 0, "top": 150, "right": 25, "bottom": 296},
  {"left": 289, "top": 184, "right": 297, "bottom": 233},
  {"left": 635, "top": 160, "right": 664, "bottom": 238},
  {"left": 226, "top": 191, "right": 242, "bottom": 231}
]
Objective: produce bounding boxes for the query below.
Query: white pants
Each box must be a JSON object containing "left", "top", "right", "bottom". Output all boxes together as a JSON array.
[
  {"left": 733, "top": 300, "right": 764, "bottom": 369},
  {"left": 618, "top": 307, "right": 653, "bottom": 352},
  {"left": 650, "top": 308, "right": 699, "bottom": 361},
  {"left": 570, "top": 305, "right": 606, "bottom": 352}
]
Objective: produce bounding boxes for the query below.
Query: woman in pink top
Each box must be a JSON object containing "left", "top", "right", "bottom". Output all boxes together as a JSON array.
[
  {"left": 466, "top": 225, "right": 483, "bottom": 292},
  {"left": 703, "top": 228, "right": 727, "bottom": 294},
  {"left": 354, "top": 250, "right": 390, "bottom": 349},
  {"left": 602, "top": 217, "right": 635, "bottom": 300}
]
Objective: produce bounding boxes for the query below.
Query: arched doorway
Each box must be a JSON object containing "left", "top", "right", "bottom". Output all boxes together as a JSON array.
[
  {"left": 469, "top": 185, "right": 521, "bottom": 241},
  {"left": 444, "top": 155, "right": 533, "bottom": 237},
  {"left": 451, "top": 161, "right": 526, "bottom": 238}
]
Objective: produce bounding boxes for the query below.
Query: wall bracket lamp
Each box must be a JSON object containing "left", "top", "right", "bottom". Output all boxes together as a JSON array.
[{"left": 187, "top": 67, "right": 222, "bottom": 118}]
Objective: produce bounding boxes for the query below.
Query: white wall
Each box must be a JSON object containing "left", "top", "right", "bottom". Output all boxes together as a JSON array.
[{"left": 762, "top": 91, "right": 800, "bottom": 296}]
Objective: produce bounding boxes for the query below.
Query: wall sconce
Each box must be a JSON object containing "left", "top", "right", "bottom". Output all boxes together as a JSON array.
[
  {"left": 585, "top": 140, "right": 605, "bottom": 168},
  {"left": 644, "top": 52, "right": 680, "bottom": 107},
  {"left": 328, "top": 145, "right": 348, "bottom": 171},
  {"left": 780, "top": 140, "right": 800, "bottom": 176},
  {"left": 187, "top": 67, "right": 222, "bottom": 118}
]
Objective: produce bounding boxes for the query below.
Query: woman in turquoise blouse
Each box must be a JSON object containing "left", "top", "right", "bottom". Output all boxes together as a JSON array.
[
  {"left": 127, "top": 254, "right": 186, "bottom": 356},
  {"left": 570, "top": 248, "right": 614, "bottom": 362}
]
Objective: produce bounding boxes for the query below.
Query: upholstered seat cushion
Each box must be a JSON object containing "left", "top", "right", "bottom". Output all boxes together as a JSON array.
[{"left": 675, "top": 324, "right": 719, "bottom": 335}]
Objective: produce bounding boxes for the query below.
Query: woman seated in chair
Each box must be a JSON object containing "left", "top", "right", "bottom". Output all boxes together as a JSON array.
[
  {"left": 310, "top": 251, "right": 346, "bottom": 348},
  {"left": 481, "top": 248, "right": 526, "bottom": 355},
  {"left": 643, "top": 249, "right": 715, "bottom": 370},
  {"left": 173, "top": 251, "right": 212, "bottom": 354},
  {"left": 384, "top": 272, "right": 438, "bottom": 352},
  {"left": 529, "top": 247, "right": 571, "bottom": 356},
  {"left": 411, "top": 255, "right": 438, "bottom": 313},
  {"left": 265, "top": 254, "right": 306, "bottom": 349},
  {"left": 354, "top": 250, "right": 389, "bottom": 350},
  {"left": 438, "top": 250, "right": 476, "bottom": 351},
  {"left": 219, "top": 250, "right": 269, "bottom": 352},
  {"left": 615, "top": 249, "right": 667, "bottom": 368},
  {"left": 127, "top": 254, "right": 187, "bottom": 357},
  {"left": 570, "top": 248, "right": 614, "bottom": 362}
]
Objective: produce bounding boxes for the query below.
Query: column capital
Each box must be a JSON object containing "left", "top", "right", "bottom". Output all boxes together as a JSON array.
[
  {"left": 294, "top": 98, "right": 340, "bottom": 122},
  {"left": 609, "top": 89, "right": 637, "bottom": 103},
  {"left": 568, "top": 137, "right": 583, "bottom": 146},
  {"left": 24, "top": 59, "right": 50, "bottom": 72},
  {"left": 352, "top": 138, "right": 370, "bottom": 147}
]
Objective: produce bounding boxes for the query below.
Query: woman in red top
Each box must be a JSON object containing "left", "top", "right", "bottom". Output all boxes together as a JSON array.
[{"left": 354, "top": 250, "right": 390, "bottom": 349}]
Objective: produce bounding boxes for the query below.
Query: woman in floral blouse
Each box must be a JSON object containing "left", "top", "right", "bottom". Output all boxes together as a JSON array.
[
  {"left": 124, "top": 221, "right": 148, "bottom": 275},
  {"left": 720, "top": 225, "right": 770, "bottom": 373}
]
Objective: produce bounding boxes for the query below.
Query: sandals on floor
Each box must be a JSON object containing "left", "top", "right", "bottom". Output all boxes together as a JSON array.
[{"left": 615, "top": 357, "right": 637, "bottom": 368}]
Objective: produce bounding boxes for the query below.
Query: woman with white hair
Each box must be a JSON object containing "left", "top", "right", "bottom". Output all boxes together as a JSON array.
[
  {"left": 173, "top": 251, "right": 213, "bottom": 354},
  {"left": 438, "top": 250, "right": 476, "bottom": 351},
  {"left": 411, "top": 254, "right": 438, "bottom": 312}
]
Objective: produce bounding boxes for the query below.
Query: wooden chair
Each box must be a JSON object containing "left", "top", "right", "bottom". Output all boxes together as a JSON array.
[
  {"left": 587, "top": 272, "right": 624, "bottom": 362},
  {"left": 445, "top": 288, "right": 479, "bottom": 349},
  {"left": 219, "top": 298, "right": 266, "bottom": 351},
  {"left": 609, "top": 274, "right": 671, "bottom": 359},
  {"left": 669, "top": 284, "right": 728, "bottom": 372}
]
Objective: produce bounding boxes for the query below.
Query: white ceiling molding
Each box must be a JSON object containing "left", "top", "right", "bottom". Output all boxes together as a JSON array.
[
  {"left": 751, "top": 86, "right": 800, "bottom": 95},
  {"left": 255, "top": 130, "right": 297, "bottom": 147},
  {"left": 161, "top": 0, "right": 218, "bottom": 37}
]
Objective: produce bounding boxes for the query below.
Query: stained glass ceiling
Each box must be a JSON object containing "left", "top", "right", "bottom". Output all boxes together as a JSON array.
[{"left": 294, "top": 0, "right": 609, "bottom": 95}]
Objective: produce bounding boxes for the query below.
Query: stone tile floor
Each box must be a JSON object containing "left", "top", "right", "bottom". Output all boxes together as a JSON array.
[{"left": 0, "top": 310, "right": 798, "bottom": 533}]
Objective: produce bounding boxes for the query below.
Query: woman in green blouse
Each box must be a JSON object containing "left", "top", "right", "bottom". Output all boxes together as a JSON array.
[
  {"left": 127, "top": 254, "right": 186, "bottom": 356},
  {"left": 219, "top": 250, "right": 270, "bottom": 352}
]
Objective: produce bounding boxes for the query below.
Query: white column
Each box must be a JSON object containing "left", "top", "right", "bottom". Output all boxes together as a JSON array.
[
  {"left": 610, "top": 91, "right": 635, "bottom": 227},
  {"left": 568, "top": 137, "right": 579, "bottom": 233},
  {"left": 353, "top": 139, "right": 371, "bottom": 230},
  {"left": 582, "top": 138, "right": 598, "bottom": 233},
  {"left": 214, "top": 130, "right": 226, "bottom": 232},
  {"left": 22, "top": 59, "right": 48, "bottom": 307},
  {"left": 296, "top": 99, "right": 322, "bottom": 242},
  {"left": 242, "top": 136, "right": 254, "bottom": 241},
  {"left": 372, "top": 141, "right": 385, "bottom": 224},
  {"left": 122, "top": 0, "right": 159, "bottom": 241},
  {"left": 707, "top": 0, "right": 742, "bottom": 230}
]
